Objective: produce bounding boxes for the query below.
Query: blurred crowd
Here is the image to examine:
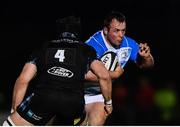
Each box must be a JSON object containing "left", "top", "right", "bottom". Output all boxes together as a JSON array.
[{"left": 106, "top": 75, "right": 180, "bottom": 125}]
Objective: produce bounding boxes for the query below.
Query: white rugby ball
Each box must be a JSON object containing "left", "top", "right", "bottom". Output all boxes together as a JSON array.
[{"left": 100, "top": 51, "right": 118, "bottom": 71}]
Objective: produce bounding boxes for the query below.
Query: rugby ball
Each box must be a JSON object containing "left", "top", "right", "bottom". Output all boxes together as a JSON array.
[{"left": 100, "top": 51, "right": 118, "bottom": 71}]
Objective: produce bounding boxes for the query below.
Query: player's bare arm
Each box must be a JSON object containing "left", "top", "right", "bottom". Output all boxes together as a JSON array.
[
  {"left": 137, "top": 43, "right": 154, "bottom": 69},
  {"left": 90, "top": 60, "right": 113, "bottom": 115},
  {"left": 85, "top": 52, "right": 123, "bottom": 82},
  {"left": 109, "top": 65, "right": 124, "bottom": 79},
  {"left": 90, "top": 60, "right": 112, "bottom": 101},
  {"left": 85, "top": 65, "right": 123, "bottom": 82},
  {"left": 11, "top": 63, "right": 37, "bottom": 113}
]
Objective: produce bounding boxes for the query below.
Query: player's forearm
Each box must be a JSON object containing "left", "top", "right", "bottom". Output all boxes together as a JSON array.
[
  {"left": 139, "top": 54, "right": 154, "bottom": 68},
  {"left": 85, "top": 70, "right": 99, "bottom": 82},
  {"left": 99, "top": 75, "right": 112, "bottom": 102},
  {"left": 90, "top": 60, "right": 112, "bottom": 101},
  {"left": 109, "top": 65, "right": 124, "bottom": 79},
  {"left": 11, "top": 63, "right": 37, "bottom": 112},
  {"left": 12, "top": 78, "right": 28, "bottom": 112}
]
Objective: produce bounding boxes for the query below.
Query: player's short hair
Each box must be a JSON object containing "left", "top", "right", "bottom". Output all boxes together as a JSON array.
[
  {"left": 103, "top": 11, "right": 126, "bottom": 28},
  {"left": 56, "top": 16, "right": 82, "bottom": 41}
]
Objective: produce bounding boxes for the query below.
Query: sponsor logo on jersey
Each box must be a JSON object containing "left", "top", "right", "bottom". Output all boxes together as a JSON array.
[
  {"left": 47, "top": 66, "right": 74, "bottom": 78},
  {"left": 117, "top": 47, "right": 132, "bottom": 68}
]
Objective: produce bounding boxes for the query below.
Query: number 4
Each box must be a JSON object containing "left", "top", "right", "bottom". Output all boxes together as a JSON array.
[{"left": 54, "top": 49, "right": 65, "bottom": 62}]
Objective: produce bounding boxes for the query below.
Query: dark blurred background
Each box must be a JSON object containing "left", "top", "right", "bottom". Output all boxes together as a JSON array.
[{"left": 0, "top": 0, "right": 180, "bottom": 125}]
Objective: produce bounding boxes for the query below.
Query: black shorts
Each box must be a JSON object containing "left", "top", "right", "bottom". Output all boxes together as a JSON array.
[
  {"left": 84, "top": 82, "right": 101, "bottom": 95},
  {"left": 51, "top": 110, "right": 86, "bottom": 125},
  {"left": 17, "top": 88, "right": 84, "bottom": 125}
]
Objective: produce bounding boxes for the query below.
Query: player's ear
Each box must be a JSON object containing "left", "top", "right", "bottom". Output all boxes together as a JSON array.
[{"left": 103, "top": 27, "right": 108, "bottom": 35}]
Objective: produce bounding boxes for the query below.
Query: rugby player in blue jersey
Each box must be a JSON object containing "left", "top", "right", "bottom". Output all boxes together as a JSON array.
[{"left": 82, "top": 11, "right": 154, "bottom": 125}]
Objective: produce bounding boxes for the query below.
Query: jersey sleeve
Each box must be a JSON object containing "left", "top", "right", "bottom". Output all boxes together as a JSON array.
[
  {"left": 86, "top": 45, "right": 98, "bottom": 64},
  {"left": 26, "top": 48, "right": 44, "bottom": 71},
  {"left": 129, "top": 38, "right": 140, "bottom": 61},
  {"left": 85, "top": 31, "right": 107, "bottom": 58}
]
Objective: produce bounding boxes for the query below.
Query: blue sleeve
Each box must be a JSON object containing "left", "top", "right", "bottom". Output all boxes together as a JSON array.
[
  {"left": 85, "top": 38, "right": 105, "bottom": 58},
  {"left": 128, "top": 38, "right": 140, "bottom": 61}
]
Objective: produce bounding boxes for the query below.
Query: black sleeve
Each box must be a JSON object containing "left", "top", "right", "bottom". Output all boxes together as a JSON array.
[
  {"left": 26, "top": 48, "right": 44, "bottom": 71},
  {"left": 26, "top": 41, "right": 50, "bottom": 68},
  {"left": 86, "top": 45, "right": 98, "bottom": 64}
]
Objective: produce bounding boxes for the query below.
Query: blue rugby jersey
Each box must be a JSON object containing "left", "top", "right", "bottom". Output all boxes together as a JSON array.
[{"left": 85, "top": 30, "right": 140, "bottom": 68}]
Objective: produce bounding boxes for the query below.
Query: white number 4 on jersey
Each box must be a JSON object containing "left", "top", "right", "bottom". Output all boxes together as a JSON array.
[{"left": 54, "top": 49, "right": 65, "bottom": 62}]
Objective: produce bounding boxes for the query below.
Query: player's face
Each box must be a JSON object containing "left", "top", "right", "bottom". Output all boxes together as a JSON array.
[{"left": 106, "top": 19, "right": 126, "bottom": 47}]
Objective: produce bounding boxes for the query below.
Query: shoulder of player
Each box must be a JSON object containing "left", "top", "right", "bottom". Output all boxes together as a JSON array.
[
  {"left": 122, "top": 36, "right": 138, "bottom": 46},
  {"left": 123, "top": 36, "right": 137, "bottom": 42},
  {"left": 85, "top": 31, "right": 102, "bottom": 43},
  {"left": 86, "top": 31, "right": 105, "bottom": 48}
]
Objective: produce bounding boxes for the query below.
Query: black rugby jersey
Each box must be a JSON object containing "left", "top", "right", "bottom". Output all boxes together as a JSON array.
[{"left": 27, "top": 40, "right": 97, "bottom": 91}]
